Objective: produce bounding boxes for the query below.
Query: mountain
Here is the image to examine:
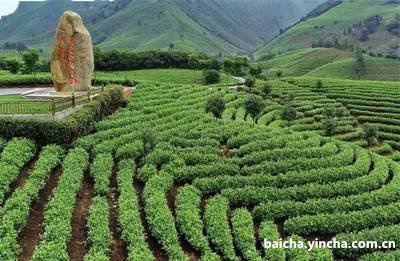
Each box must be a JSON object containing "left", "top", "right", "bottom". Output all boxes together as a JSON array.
[
  {"left": 254, "top": 0, "right": 400, "bottom": 58},
  {"left": 0, "top": 0, "right": 324, "bottom": 55},
  {"left": 256, "top": 47, "right": 400, "bottom": 81}
]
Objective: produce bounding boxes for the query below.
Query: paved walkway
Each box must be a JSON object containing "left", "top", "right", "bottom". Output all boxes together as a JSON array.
[{"left": 0, "top": 87, "right": 55, "bottom": 95}]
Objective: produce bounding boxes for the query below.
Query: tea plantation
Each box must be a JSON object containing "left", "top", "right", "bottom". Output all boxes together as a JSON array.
[{"left": 0, "top": 73, "right": 399, "bottom": 260}]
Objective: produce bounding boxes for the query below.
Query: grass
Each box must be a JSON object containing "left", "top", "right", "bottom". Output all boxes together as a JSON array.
[
  {"left": 0, "top": 69, "right": 239, "bottom": 87},
  {"left": 95, "top": 69, "right": 238, "bottom": 85},
  {"left": 0, "top": 94, "right": 25, "bottom": 100}
]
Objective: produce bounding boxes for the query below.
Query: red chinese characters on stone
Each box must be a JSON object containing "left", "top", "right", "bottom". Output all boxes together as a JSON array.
[
  {"left": 56, "top": 31, "right": 77, "bottom": 85},
  {"left": 68, "top": 36, "right": 77, "bottom": 85},
  {"left": 58, "top": 31, "right": 67, "bottom": 70}
]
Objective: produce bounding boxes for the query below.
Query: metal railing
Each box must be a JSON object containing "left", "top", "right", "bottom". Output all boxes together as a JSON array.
[{"left": 0, "top": 88, "right": 104, "bottom": 116}]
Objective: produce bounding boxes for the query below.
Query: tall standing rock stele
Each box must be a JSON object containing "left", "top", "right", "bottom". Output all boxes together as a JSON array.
[{"left": 51, "top": 11, "right": 94, "bottom": 92}]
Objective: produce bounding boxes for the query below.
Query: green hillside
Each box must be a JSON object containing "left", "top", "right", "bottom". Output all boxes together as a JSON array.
[
  {"left": 255, "top": 0, "right": 400, "bottom": 58},
  {"left": 257, "top": 48, "right": 400, "bottom": 81},
  {"left": 0, "top": 0, "right": 323, "bottom": 55}
]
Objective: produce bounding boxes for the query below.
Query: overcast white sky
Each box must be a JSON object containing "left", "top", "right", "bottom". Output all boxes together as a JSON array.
[
  {"left": 0, "top": 0, "right": 112, "bottom": 19},
  {"left": 0, "top": 0, "right": 21, "bottom": 18}
]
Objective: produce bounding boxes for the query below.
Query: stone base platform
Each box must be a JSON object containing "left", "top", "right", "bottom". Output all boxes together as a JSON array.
[{"left": 23, "top": 87, "right": 102, "bottom": 100}]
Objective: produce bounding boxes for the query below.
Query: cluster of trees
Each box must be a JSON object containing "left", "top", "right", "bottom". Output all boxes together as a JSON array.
[
  {"left": 0, "top": 42, "right": 28, "bottom": 52},
  {"left": 94, "top": 48, "right": 249, "bottom": 75},
  {"left": 0, "top": 49, "right": 49, "bottom": 76},
  {"left": 94, "top": 48, "right": 221, "bottom": 71},
  {"left": 386, "top": 13, "right": 400, "bottom": 36}
]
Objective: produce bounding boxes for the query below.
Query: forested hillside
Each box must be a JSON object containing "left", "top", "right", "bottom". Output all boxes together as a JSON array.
[
  {"left": 0, "top": 0, "right": 323, "bottom": 55},
  {"left": 255, "top": 0, "right": 400, "bottom": 57}
]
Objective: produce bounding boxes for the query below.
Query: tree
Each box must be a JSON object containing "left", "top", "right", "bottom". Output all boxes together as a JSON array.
[
  {"left": 316, "top": 80, "right": 323, "bottom": 92},
  {"left": 205, "top": 95, "right": 225, "bottom": 119},
  {"left": 355, "top": 48, "right": 365, "bottom": 80},
  {"left": 244, "top": 75, "right": 256, "bottom": 87},
  {"left": 323, "top": 118, "right": 338, "bottom": 137},
  {"left": 5, "top": 59, "right": 21, "bottom": 74},
  {"left": 276, "top": 71, "right": 283, "bottom": 77},
  {"left": 22, "top": 49, "right": 39, "bottom": 79},
  {"left": 188, "top": 55, "right": 200, "bottom": 85},
  {"left": 249, "top": 65, "right": 262, "bottom": 77},
  {"left": 244, "top": 95, "right": 264, "bottom": 126},
  {"left": 363, "top": 123, "right": 378, "bottom": 145},
  {"left": 169, "top": 43, "right": 174, "bottom": 52},
  {"left": 280, "top": 105, "right": 297, "bottom": 123},
  {"left": 262, "top": 82, "right": 272, "bottom": 97},
  {"left": 140, "top": 128, "right": 156, "bottom": 154},
  {"left": 203, "top": 69, "right": 220, "bottom": 85}
]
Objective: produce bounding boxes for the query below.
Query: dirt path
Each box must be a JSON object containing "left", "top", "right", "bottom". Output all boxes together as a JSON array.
[
  {"left": 67, "top": 167, "right": 94, "bottom": 261},
  {"left": 108, "top": 164, "right": 128, "bottom": 261},
  {"left": 18, "top": 166, "right": 63, "bottom": 261},
  {"left": 3, "top": 156, "right": 37, "bottom": 207}
]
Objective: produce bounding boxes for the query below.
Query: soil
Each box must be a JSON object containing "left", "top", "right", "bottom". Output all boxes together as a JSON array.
[
  {"left": 221, "top": 144, "right": 231, "bottom": 158},
  {"left": 108, "top": 164, "right": 128, "bottom": 261},
  {"left": 275, "top": 218, "right": 286, "bottom": 240},
  {"left": 67, "top": 167, "right": 94, "bottom": 261},
  {"left": 3, "top": 156, "right": 37, "bottom": 207},
  {"left": 18, "top": 166, "right": 63, "bottom": 261}
]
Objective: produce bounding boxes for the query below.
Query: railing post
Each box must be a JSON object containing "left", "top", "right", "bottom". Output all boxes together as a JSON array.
[
  {"left": 72, "top": 93, "right": 76, "bottom": 108},
  {"left": 51, "top": 98, "right": 55, "bottom": 116}
]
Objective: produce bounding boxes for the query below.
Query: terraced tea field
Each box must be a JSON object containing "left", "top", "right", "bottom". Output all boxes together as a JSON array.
[{"left": 0, "top": 76, "right": 399, "bottom": 260}]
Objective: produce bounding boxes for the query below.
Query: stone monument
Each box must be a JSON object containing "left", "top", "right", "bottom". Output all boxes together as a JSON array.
[{"left": 50, "top": 11, "right": 94, "bottom": 92}]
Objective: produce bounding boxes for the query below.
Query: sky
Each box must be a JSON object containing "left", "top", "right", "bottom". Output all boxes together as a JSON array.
[
  {"left": 0, "top": 0, "right": 112, "bottom": 19},
  {"left": 0, "top": 0, "right": 21, "bottom": 18}
]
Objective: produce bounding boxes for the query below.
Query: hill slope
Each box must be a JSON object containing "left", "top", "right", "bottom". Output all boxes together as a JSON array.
[
  {"left": 0, "top": 0, "right": 323, "bottom": 55},
  {"left": 257, "top": 48, "right": 400, "bottom": 81},
  {"left": 254, "top": 0, "right": 400, "bottom": 58}
]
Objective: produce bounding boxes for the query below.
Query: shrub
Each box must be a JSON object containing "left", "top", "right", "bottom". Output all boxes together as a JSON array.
[
  {"left": 204, "top": 195, "right": 237, "bottom": 261},
  {"left": 205, "top": 95, "right": 226, "bottom": 119},
  {"left": 244, "top": 75, "right": 256, "bottom": 87},
  {"left": 203, "top": 69, "right": 220, "bottom": 84},
  {"left": 0, "top": 86, "right": 124, "bottom": 146},
  {"left": 117, "top": 160, "right": 153, "bottom": 260},
  {"left": 84, "top": 196, "right": 111, "bottom": 261},
  {"left": 363, "top": 123, "right": 379, "bottom": 145}
]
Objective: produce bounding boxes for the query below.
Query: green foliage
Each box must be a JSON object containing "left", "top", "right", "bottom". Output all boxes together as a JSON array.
[
  {"left": 322, "top": 118, "right": 338, "bottom": 136},
  {"left": 231, "top": 208, "right": 262, "bottom": 261},
  {"left": 0, "top": 86, "right": 124, "bottom": 146},
  {"left": 262, "top": 82, "right": 272, "bottom": 97},
  {"left": 205, "top": 95, "right": 226, "bottom": 119},
  {"left": 204, "top": 195, "right": 237, "bottom": 261},
  {"left": 117, "top": 160, "right": 153, "bottom": 261},
  {"left": 22, "top": 49, "right": 39, "bottom": 76},
  {"left": 5, "top": 59, "right": 21, "bottom": 74},
  {"left": 355, "top": 48, "right": 365, "bottom": 80},
  {"left": 259, "top": 221, "right": 285, "bottom": 261},
  {"left": 203, "top": 69, "right": 220, "bottom": 84},
  {"left": 0, "top": 145, "right": 64, "bottom": 260},
  {"left": 244, "top": 75, "right": 256, "bottom": 87},
  {"left": 0, "top": 138, "right": 35, "bottom": 204},
  {"left": 91, "top": 153, "right": 113, "bottom": 196},
  {"left": 363, "top": 123, "right": 378, "bottom": 145},
  {"left": 280, "top": 105, "right": 297, "bottom": 122},
  {"left": 85, "top": 196, "right": 111, "bottom": 261},
  {"left": 285, "top": 235, "right": 309, "bottom": 261},
  {"left": 33, "top": 147, "right": 89, "bottom": 260},
  {"left": 244, "top": 95, "right": 265, "bottom": 125},
  {"left": 175, "top": 185, "right": 217, "bottom": 259},
  {"left": 143, "top": 173, "right": 187, "bottom": 260}
]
